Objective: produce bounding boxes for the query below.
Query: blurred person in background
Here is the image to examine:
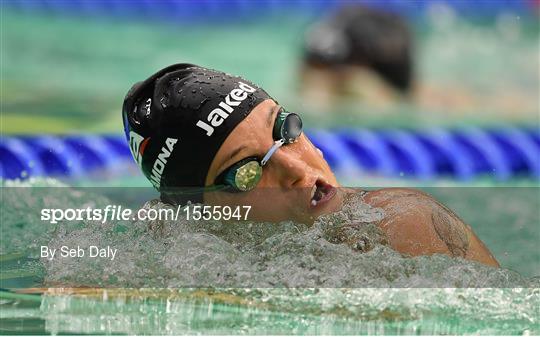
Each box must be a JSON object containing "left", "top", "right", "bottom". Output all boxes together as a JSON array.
[
  {"left": 299, "top": 4, "right": 536, "bottom": 116},
  {"left": 300, "top": 5, "right": 414, "bottom": 109}
]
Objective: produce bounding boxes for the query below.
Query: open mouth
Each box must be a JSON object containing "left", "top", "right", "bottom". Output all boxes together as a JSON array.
[{"left": 310, "top": 179, "right": 337, "bottom": 208}]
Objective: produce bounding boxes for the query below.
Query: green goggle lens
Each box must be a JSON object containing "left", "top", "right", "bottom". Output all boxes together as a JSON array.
[
  {"left": 219, "top": 158, "right": 262, "bottom": 192},
  {"left": 233, "top": 160, "right": 262, "bottom": 191}
]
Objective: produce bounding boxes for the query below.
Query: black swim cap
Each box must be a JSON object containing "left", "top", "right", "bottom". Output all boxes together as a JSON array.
[
  {"left": 304, "top": 5, "right": 414, "bottom": 92},
  {"left": 122, "top": 63, "right": 271, "bottom": 192}
]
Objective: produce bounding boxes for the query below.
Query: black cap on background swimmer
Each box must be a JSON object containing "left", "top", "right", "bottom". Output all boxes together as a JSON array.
[
  {"left": 304, "top": 5, "right": 414, "bottom": 92},
  {"left": 122, "top": 63, "right": 271, "bottom": 193}
]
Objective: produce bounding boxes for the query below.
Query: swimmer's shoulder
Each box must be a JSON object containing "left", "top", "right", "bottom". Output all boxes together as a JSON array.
[{"left": 361, "top": 188, "right": 499, "bottom": 267}]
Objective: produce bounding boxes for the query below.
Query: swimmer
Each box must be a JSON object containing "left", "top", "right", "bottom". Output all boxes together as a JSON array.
[
  {"left": 122, "top": 63, "right": 499, "bottom": 267},
  {"left": 300, "top": 5, "right": 532, "bottom": 115},
  {"left": 300, "top": 5, "right": 414, "bottom": 108}
]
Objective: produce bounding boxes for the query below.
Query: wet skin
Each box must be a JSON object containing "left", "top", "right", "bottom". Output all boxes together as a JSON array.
[{"left": 203, "top": 99, "right": 499, "bottom": 267}]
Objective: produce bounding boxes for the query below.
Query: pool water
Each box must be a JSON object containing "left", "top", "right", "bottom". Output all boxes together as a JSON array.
[
  {"left": 2, "top": 9, "right": 538, "bottom": 134},
  {"left": 2, "top": 288, "right": 538, "bottom": 335},
  {"left": 1, "top": 178, "right": 538, "bottom": 335}
]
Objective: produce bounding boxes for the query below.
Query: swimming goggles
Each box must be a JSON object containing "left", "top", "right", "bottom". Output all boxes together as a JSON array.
[{"left": 213, "top": 110, "right": 303, "bottom": 192}]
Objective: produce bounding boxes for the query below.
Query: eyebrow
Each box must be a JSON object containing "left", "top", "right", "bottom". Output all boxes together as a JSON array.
[
  {"left": 267, "top": 104, "right": 280, "bottom": 128},
  {"left": 227, "top": 145, "right": 247, "bottom": 166},
  {"left": 214, "top": 144, "right": 246, "bottom": 181}
]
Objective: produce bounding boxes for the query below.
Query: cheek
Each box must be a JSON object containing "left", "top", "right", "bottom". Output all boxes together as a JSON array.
[
  {"left": 204, "top": 189, "right": 301, "bottom": 222},
  {"left": 256, "top": 168, "right": 279, "bottom": 188},
  {"left": 300, "top": 137, "right": 339, "bottom": 184},
  {"left": 298, "top": 136, "right": 328, "bottom": 167}
]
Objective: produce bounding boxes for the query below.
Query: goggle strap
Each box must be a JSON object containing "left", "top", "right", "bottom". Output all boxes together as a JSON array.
[{"left": 261, "top": 139, "right": 285, "bottom": 166}]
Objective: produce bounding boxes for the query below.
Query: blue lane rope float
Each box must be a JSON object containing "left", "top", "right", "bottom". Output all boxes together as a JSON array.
[{"left": 1, "top": 127, "right": 539, "bottom": 181}]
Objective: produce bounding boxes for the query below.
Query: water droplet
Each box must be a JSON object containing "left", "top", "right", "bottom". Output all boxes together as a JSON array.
[{"left": 160, "top": 96, "right": 168, "bottom": 108}]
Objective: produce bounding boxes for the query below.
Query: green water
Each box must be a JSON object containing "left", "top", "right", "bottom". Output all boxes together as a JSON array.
[
  {"left": 1, "top": 179, "right": 539, "bottom": 334},
  {"left": 1, "top": 9, "right": 538, "bottom": 134},
  {"left": 1, "top": 289, "right": 538, "bottom": 335}
]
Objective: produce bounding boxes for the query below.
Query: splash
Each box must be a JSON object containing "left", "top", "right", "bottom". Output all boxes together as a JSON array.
[{"left": 1, "top": 179, "right": 535, "bottom": 288}]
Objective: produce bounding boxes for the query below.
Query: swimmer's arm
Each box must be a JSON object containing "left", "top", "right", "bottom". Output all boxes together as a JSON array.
[{"left": 364, "top": 188, "right": 500, "bottom": 267}]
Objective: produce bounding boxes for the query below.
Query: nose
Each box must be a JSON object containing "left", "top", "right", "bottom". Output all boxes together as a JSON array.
[{"left": 266, "top": 145, "right": 313, "bottom": 188}]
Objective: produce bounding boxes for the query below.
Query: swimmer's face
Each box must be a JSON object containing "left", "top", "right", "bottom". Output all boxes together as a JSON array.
[{"left": 204, "top": 99, "right": 342, "bottom": 224}]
